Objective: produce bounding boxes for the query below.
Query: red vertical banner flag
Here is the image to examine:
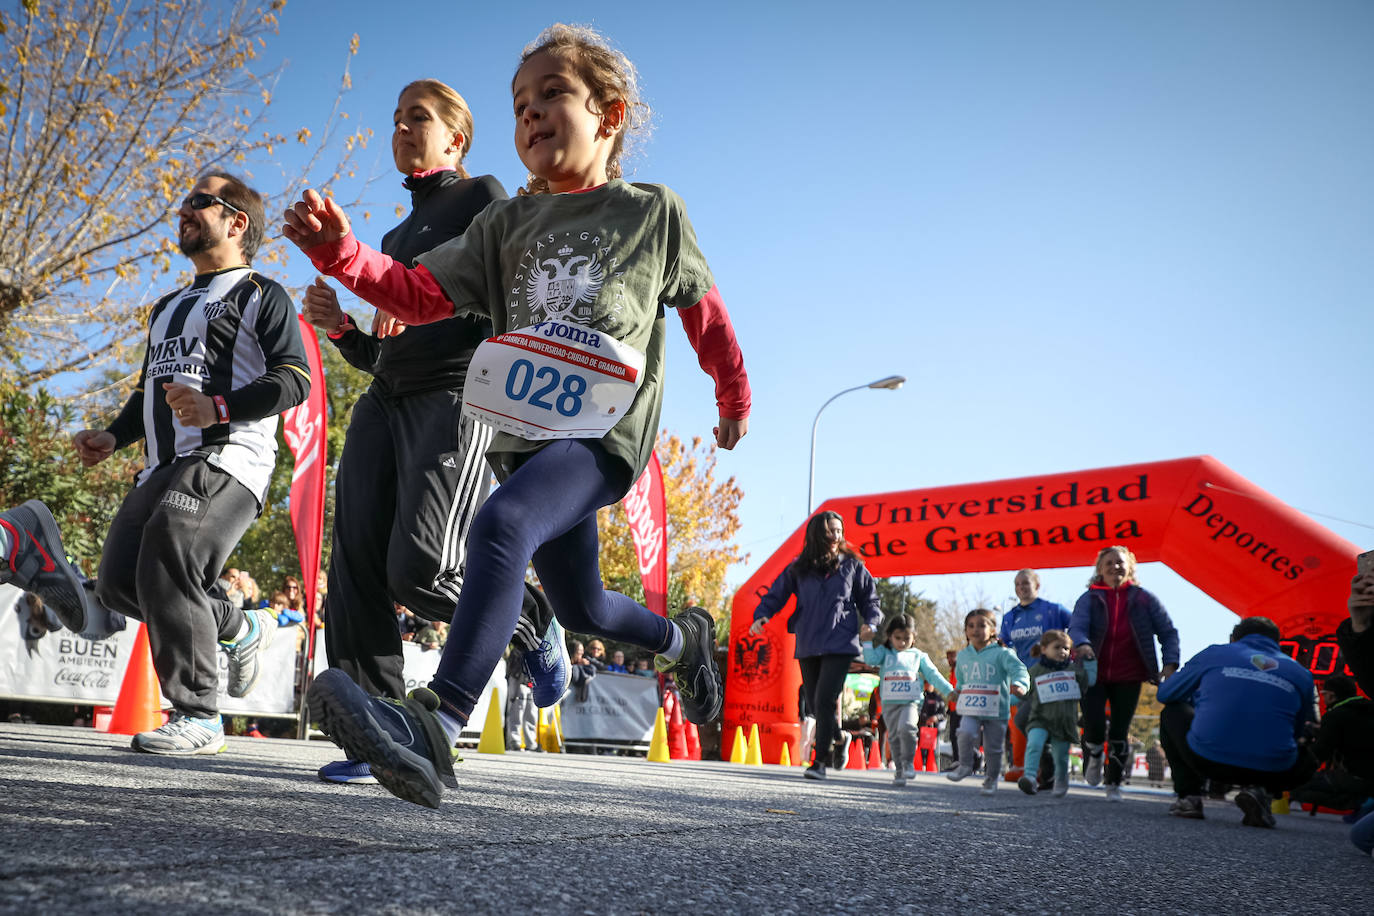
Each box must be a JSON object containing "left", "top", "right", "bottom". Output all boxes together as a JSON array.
[
  {"left": 623, "top": 450, "right": 669, "bottom": 616},
  {"left": 281, "top": 317, "right": 328, "bottom": 628}
]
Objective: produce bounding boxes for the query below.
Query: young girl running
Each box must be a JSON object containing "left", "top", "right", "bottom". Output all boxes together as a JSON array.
[
  {"left": 283, "top": 24, "right": 750, "bottom": 808},
  {"left": 1017, "top": 629, "right": 1097, "bottom": 798},
  {"left": 946, "top": 608, "right": 1029, "bottom": 795},
  {"left": 861, "top": 614, "right": 955, "bottom": 786}
]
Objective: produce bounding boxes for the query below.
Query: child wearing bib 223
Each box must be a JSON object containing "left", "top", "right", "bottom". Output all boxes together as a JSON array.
[
  {"left": 1018, "top": 629, "right": 1097, "bottom": 798},
  {"left": 947, "top": 608, "right": 1029, "bottom": 795},
  {"left": 861, "top": 614, "right": 955, "bottom": 786}
]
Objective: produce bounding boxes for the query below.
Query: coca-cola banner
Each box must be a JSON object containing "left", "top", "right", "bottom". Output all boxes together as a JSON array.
[
  {"left": 623, "top": 451, "right": 668, "bottom": 616},
  {"left": 0, "top": 585, "right": 296, "bottom": 715},
  {"left": 281, "top": 316, "right": 328, "bottom": 628}
]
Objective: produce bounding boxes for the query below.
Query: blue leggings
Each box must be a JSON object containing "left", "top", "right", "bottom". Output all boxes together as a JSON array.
[
  {"left": 1024, "top": 727, "right": 1071, "bottom": 781},
  {"left": 429, "top": 439, "right": 672, "bottom": 720}
]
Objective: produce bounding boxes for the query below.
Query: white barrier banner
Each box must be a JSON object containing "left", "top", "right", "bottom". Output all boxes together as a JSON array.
[
  {"left": 311, "top": 633, "right": 505, "bottom": 740},
  {"left": 0, "top": 584, "right": 296, "bottom": 715},
  {"left": 558, "top": 671, "right": 659, "bottom": 744}
]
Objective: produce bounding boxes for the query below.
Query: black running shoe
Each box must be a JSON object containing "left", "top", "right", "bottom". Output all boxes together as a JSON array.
[
  {"left": 1236, "top": 786, "right": 1276, "bottom": 828},
  {"left": 656, "top": 607, "right": 722, "bottom": 724},
  {"left": 803, "top": 763, "right": 827, "bottom": 781},
  {"left": 307, "top": 669, "right": 458, "bottom": 809},
  {"left": 0, "top": 500, "right": 91, "bottom": 633}
]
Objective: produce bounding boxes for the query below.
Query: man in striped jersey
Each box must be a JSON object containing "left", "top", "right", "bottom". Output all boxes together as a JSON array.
[{"left": 0, "top": 172, "right": 309, "bottom": 755}]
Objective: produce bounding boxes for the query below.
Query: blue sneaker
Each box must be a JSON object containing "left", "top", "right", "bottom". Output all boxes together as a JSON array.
[
  {"left": 524, "top": 616, "right": 570, "bottom": 707},
  {"left": 308, "top": 668, "right": 457, "bottom": 809},
  {"left": 318, "top": 759, "right": 378, "bottom": 785}
]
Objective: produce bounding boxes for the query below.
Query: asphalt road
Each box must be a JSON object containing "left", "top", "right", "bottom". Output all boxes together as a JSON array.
[{"left": 1, "top": 724, "right": 1367, "bottom": 915}]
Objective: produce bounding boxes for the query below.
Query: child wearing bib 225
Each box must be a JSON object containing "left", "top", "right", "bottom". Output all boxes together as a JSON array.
[
  {"left": 861, "top": 614, "right": 955, "bottom": 787},
  {"left": 947, "top": 608, "right": 1029, "bottom": 795}
]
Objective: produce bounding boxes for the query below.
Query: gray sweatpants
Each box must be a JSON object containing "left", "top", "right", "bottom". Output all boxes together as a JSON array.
[
  {"left": 883, "top": 703, "right": 920, "bottom": 771},
  {"left": 96, "top": 456, "right": 257, "bottom": 719}
]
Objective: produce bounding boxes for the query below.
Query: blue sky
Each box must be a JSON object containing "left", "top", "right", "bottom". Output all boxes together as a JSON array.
[{"left": 246, "top": 1, "right": 1373, "bottom": 658}]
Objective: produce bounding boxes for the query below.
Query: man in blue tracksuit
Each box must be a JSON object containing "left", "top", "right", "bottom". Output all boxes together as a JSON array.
[
  {"left": 1002, "top": 569, "right": 1071, "bottom": 784},
  {"left": 1157, "top": 616, "right": 1317, "bottom": 827}
]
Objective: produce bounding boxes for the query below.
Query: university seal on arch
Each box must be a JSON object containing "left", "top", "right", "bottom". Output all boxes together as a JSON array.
[{"left": 734, "top": 628, "right": 782, "bottom": 691}]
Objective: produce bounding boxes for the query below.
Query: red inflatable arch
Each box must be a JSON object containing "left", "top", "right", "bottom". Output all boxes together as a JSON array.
[{"left": 724, "top": 456, "right": 1360, "bottom": 764}]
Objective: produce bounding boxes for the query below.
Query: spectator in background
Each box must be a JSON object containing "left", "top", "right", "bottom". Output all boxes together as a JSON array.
[
  {"left": 237, "top": 570, "right": 261, "bottom": 610},
  {"left": 280, "top": 576, "right": 305, "bottom": 615},
  {"left": 606, "top": 649, "right": 628, "bottom": 673},
  {"left": 414, "top": 620, "right": 447, "bottom": 652},
  {"left": 1157, "top": 616, "right": 1316, "bottom": 826},
  {"left": 1001, "top": 568, "right": 1071, "bottom": 785},
  {"left": 1341, "top": 570, "right": 1374, "bottom": 857},
  {"left": 1070, "top": 545, "right": 1180, "bottom": 801},
  {"left": 1292, "top": 674, "right": 1374, "bottom": 813},
  {"left": 506, "top": 652, "right": 540, "bottom": 751},
  {"left": 586, "top": 639, "right": 608, "bottom": 670},
  {"left": 568, "top": 639, "right": 596, "bottom": 702},
  {"left": 395, "top": 603, "right": 420, "bottom": 640},
  {"left": 633, "top": 656, "right": 655, "bottom": 678}
]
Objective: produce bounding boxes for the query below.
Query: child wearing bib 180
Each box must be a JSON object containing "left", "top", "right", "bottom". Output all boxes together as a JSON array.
[
  {"left": 861, "top": 614, "right": 955, "bottom": 787},
  {"left": 947, "top": 608, "right": 1029, "bottom": 795},
  {"left": 1018, "top": 629, "right": 1097, "bottom": 798}
]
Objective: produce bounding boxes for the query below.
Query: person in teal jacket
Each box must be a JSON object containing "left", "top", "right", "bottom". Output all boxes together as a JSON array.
[
  {"left": 861, "top": 614, "right": 955, "bottom": 786},
  {"left": 946, "top": 608, "right": 1029, "bottom": 795}
]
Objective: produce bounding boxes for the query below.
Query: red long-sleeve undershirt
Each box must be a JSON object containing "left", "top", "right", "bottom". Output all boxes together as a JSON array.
[{"left": 305, "top": 233, "right": 751, "bottom": 420}]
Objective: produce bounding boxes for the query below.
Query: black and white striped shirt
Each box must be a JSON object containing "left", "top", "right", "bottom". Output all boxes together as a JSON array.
[{"left": 107, "top": 267, "right": 310, "bottom": 503}]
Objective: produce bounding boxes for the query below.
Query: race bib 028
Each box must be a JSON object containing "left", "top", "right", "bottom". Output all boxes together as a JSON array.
[{"left": 463, "top": 320, "right": 645, "bottom": 440}]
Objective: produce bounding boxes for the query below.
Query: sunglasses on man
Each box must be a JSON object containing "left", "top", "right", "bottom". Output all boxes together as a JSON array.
[{"left": 182, "top": 192, "right": 242, "bottom": 215}]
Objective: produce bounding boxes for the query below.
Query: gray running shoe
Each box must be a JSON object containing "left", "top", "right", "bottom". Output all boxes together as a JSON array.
[
  {"left": 1051, "top": 774, "right": 1070, "bottom": 798},
  {"left": 307, "top": 668, "right": 457, "bottom": 809},
  {"left": 1084, "top": 749, "right": 1104, "bottom": 786},
  {"left": 1105, "top": 784, "right": 1124, "bottom": 802},
  {"left": 132, "top": 713, "right": 226, "bottom": 756},
  {"left": 222, "top": 608, "right": 277, "bottom": 698},
  {"left": 1018, "top": 775, "right": 1038, "bottom": 795},
  {"left": 0, "top": 500, "right": 91, "bottom": 633}
]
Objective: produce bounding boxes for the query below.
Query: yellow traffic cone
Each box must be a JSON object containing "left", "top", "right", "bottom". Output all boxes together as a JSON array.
[
  {"left": 778, "top": 742, "right": 792, "bottom": 767},
  {"left": 535, "top": 707, "right": 547, "bottom": 751},
  {"left": 647, "top": 708, "right": 671, "bottom": 762},
  {"left": 745, "top": 723, "right": 763, "bottom": 766},
  {"left": 1272, "top": 792, "right": 1290, "bottom": 815},
  {"left": 549, "top": 703, "right": 564, "bottom": 753},
  {"left": 477, "top": 688, "right": 505, "bottom": 754},
  {"left": 728, "top": 725, "right": 746, "bottom": 763}
]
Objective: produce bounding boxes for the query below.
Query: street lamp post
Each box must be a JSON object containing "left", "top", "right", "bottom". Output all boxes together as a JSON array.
[{"left": 807, "top": 375, "right": 905, "bottom": 515}]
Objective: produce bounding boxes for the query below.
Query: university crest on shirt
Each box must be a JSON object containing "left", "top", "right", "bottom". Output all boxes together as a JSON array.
[{"left": 525, "top": 244, "right": 604, "bottom": 322}]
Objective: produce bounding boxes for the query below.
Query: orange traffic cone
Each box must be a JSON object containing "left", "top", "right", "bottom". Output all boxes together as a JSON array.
[
  {"left": 106, "top": 623, "right": 165, "bottom": 735},
  {"left": 684, "top": 721, "right": 701, "bottom": 760},
  {"left": 845, "top": 737, "right": 866, "bottom": 770},
  {"left": 667, "top": 708, "right": 689, "bottom": 760},
  {"left": 868, "top": 736, "right": 882, "bottom": 769}
]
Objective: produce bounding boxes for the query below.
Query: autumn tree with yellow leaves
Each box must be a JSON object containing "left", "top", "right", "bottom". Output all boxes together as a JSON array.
[
  {"left": 596, "top": 432, "right": 747, "bottom": 628},
  {"left": 0, "top": 0, "right": 373, "bottom": 395}
]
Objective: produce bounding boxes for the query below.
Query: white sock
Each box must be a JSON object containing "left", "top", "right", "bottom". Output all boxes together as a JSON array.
[
  {"left": 658, "top": 620, "right": 686, "bottom": 664},
  {"left": 437, "top": 709, "right": 465, "bottom": 744},
  {"left": 0, "top": 525, "right": 10, "bottom": 562}
]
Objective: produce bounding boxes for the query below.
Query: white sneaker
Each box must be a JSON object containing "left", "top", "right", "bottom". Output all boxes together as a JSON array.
[
  {"left": 1105, "top": 785, "right": 1124, "bottom": 802},
  {"left": 132, "top": 713, "right": 225, "bottom": 756},
  {"left": 980, "top": 784, "right": 997, "bottom": 796}
]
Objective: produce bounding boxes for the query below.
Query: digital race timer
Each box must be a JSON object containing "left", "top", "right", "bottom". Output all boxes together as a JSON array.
[{"left": 1278, "top": 635, "right": 1351, "bottom": 680}]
